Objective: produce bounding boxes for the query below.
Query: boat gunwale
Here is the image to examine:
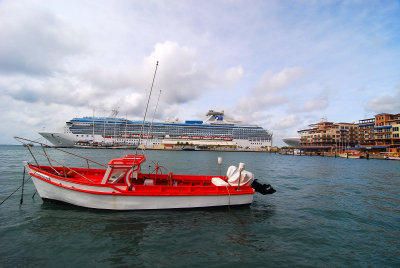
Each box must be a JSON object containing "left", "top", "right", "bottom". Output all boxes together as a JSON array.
[{"left": 28, "top": 165, "right": 255, "bottom": 197}]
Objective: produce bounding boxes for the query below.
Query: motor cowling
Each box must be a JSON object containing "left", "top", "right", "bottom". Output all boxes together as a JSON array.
[
  {"left": 226, "top": 165, "right": 254, "bottom": 186},
  {"left": 251, "top": 179, "right": 276, "bottom": 195}
]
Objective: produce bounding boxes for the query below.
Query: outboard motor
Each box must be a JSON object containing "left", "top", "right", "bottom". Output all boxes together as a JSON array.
[
  {"left": 251, "top": 179, "right": 276, "bottom": 195},
  {"left": 225, "top": 163, "right": 275, "bottom": 195},
  {"left": 220, "top": 158, "right": 276, "bottom": 195}
]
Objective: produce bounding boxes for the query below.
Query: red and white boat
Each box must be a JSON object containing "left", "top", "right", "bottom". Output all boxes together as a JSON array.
[
  {"left": 23, "top": 152, "right": 275, "bottom": 210},
  {"left": 383, "top": 152, "right": 400, "bottom": 161}
]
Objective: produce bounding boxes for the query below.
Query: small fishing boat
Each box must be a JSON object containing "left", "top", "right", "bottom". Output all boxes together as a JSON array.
[
  {"left": 21, "top": 149, "right": 275, "bottom": 210},
  {"left": 15, "top": 62, "right": 275, "bottom": 210}
]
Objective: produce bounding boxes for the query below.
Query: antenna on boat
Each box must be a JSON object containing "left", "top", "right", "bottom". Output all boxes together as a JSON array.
[
  {"left": 134, "top": 61, "right": 159, "bottom": 156},
  {"left": 145, "top": 89, "right": 162, "bottom": 148},
  {"left": 92, "top": 108, "right": 95, "bottom": 143}
]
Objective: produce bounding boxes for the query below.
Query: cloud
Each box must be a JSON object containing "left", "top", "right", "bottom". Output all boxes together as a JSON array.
[
  {"left": 273, "top": 114, "right": 303, "bottom": 130},
  {"left": 303, "top": 97, "right": 328, "bottom": 112},
  {"left": 255, "top": 67, "right": 306, "bottom": 94},
  {"left": 291, "top": 90, "right": 329, "bottom": 113},
  {"left": 1, "top": 40, "right": 245, "bottom": 130},
  {"left": 236, "top": 67, "right": 306, "bottom": 115},
  {"left": 366, "top": 85, "right": 400, "bottom": 113},
  {"left": 139, "top": 41, "right": 243, "bottom": 105},
  {"left": 0, "top": 0, "right": 399, "bottom": 146},
  {"left": 0, "top": 1, "right": 85, "bottom": 76}
]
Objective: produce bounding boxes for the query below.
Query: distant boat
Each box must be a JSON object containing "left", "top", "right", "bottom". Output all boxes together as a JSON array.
[
  {"left": 293, "top": 149, "right": 304, "bottom": 156},
  {"left": 383, "top": 152, "right": 400, "bottom": 161},
  {"left": 181, "top": 147, "right": 195, "bottom": 151},
  {"left": 339, "top": 150, "right": 364, "bottom": 159}
]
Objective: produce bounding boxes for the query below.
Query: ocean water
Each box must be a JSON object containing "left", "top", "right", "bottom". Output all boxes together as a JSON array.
[{"left": 0, "top": 145, "right": 399, "bottom": 267}]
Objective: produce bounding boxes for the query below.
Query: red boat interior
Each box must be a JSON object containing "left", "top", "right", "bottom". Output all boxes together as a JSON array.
[
  {"left": 29, "top": 164, "right": 254, "bottom": 193},
  {"left": 28, "top": 164, "right": 256, "bottom": 195},
  {"left": 28, "top": 154, "right": 255, "bottom": 194}
]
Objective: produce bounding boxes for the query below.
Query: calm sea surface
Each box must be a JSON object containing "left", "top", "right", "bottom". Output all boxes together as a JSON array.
[{"left": 0, "top": 145, "right": 399, "bottom": 267}]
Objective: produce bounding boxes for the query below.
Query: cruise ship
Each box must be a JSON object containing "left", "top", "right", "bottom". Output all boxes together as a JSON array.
[
  {"left": 39, "top": 110, "right": 273, "bottom": 149},
  {"left": 282, "top": 137, "right": 300, "bottom": 147}
]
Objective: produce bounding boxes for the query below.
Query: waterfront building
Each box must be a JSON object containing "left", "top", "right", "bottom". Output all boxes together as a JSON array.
[
  {"left": 299, "top": 113, "right": 400, "bottom": 154},
  {"left": 358, "top": 117, "right": 375, "bottom": 147},
  {"left": 371, "top": 113, "right": 400, "bottom": 152},
  {"left": 299, "top": 118, "right": 358, "bottom": 153}
]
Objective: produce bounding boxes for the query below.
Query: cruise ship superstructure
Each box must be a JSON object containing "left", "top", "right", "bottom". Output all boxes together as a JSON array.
[{"left": 39, "top": 110, "right": 273, "bottom": 149}]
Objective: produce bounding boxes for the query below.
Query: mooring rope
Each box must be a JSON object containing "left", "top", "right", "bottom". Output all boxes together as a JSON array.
[
  {"left": 0, "top": 169, "right": 37, "bottom": 207},
  {"left": 20, "top": 167, "right": 25, "bottom": 204}
]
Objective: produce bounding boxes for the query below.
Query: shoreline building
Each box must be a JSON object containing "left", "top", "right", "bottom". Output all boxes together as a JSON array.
[
  {"left": 298, "top": 113, "right": 400, "bottom": 154},
  {"left": 298, "top": 118, "right": 358, "bottom": 153},
  {"left": 358, "top": 113, "right": 400, "bottom": 152}
]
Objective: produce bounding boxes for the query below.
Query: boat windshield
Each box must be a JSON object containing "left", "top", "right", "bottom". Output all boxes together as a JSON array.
[
  {"left": 108, "top": 166, "right": 138, "bottom": 184},
  {"left": 108, "top": 168, "right": 126, "bottom": 183}
]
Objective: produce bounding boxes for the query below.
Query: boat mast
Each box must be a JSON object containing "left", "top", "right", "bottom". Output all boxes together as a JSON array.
[
  {"left": 145, "top": 89, "right": 162, "bottom": 148},
  {"left": 135, "top": 61, "right": 159, "bottom": 155},
  {"left": 92, "top": 108, "right": 95, "bottom": 143},
  {"left": 103, "top": 112, "right": 106, "bottom": 143},
  {"left": 125, "top": 112, "right": 128, "bottom": 145}
]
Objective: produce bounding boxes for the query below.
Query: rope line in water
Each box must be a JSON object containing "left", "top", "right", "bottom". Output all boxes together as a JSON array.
[
  {"left": 20, "top": 168, "right": 25, "bottom": 205},
  {"left": 0, "top": 170, "right": 37, "bottom": 207}
]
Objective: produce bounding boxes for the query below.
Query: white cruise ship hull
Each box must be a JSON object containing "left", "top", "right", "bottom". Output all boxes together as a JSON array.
[
  {"left": 39, "top": 132, "right": 78, "bottom": 147},
  {"left": 38, "top": 110, "right": 273, "bottom": 149}
]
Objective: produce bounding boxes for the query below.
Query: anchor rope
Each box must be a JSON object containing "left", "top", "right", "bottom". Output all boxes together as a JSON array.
[
  {"left": 20, "top": 167, "right": 25, "bottom": 204},
  {"left": 0, "top": 169, "right": 38, "bottom": 207}
]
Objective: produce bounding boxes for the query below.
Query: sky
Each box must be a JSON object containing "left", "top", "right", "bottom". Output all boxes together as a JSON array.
[{"left": 1, "top": 0, "right": 400, "bottom": 146}]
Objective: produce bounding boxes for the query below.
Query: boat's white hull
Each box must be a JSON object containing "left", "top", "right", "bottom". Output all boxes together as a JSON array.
[
  {"left": 39, "top": 131, "right": 162, "bottom": 148},
  {"left": 31, "top": 176, "right": 253, "bottom": 210},
  {"left": 384, "top": 156, "right": 400, "bottom": 161},
  {"left": 339, "top": 153, "right": 360, "bottom": 159}
]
